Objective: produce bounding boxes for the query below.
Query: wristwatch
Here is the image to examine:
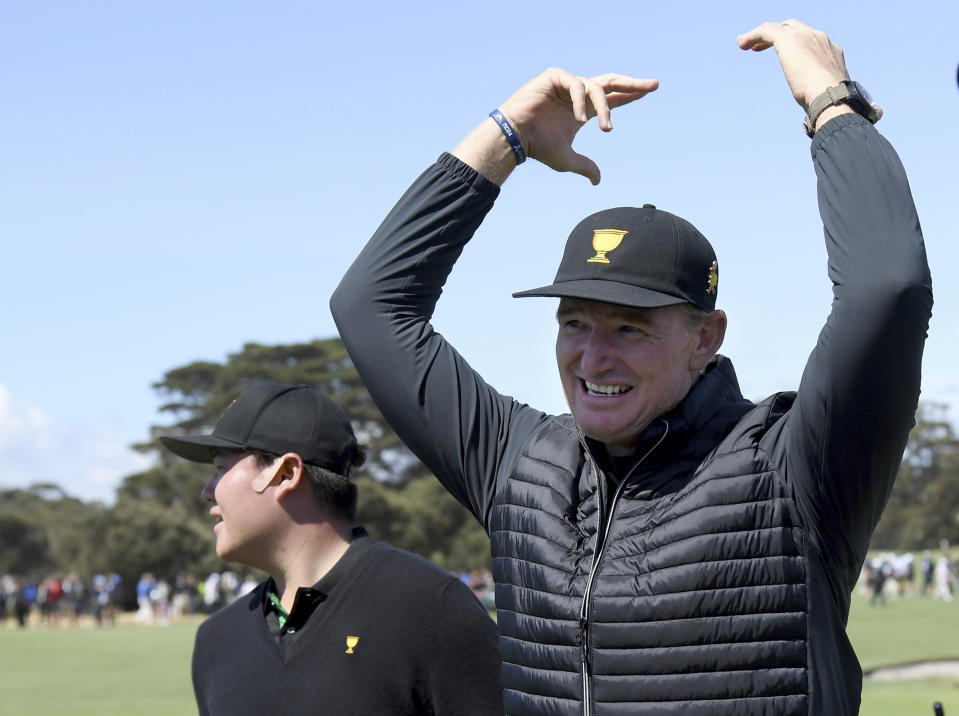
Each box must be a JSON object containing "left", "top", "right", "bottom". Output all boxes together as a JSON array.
[{"left": 803, "top": 80, "right": 882, "bottom": 137}]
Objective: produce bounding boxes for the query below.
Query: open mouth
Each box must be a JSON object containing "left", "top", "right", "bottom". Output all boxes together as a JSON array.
[{"left": 583, "top": 380, "right": 633, "bottom": 397}]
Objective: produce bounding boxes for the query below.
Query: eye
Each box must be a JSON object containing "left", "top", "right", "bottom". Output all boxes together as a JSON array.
[{"left": 211, "top": 459, "right": 233, "bottom": 477}]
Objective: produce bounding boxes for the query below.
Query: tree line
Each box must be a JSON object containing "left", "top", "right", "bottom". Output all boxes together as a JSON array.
[{"left": 2, "top": 337, "right": 957, "bottom": 607}]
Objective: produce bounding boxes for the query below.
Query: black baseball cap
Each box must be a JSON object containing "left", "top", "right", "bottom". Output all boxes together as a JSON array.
[
  {"left": 159, "top": 383, "right": 359, "bottom": 474},
  {"left": 513, "top": 205, "right": 718, "bottom": 311}
]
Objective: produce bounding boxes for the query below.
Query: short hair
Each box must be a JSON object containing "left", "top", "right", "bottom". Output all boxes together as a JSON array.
[
  {"left": 251, "top": 447, "right": 366, "bottom": 523},
  {"left": 678, "top": 302, "right": 711, "bottom": 327}
]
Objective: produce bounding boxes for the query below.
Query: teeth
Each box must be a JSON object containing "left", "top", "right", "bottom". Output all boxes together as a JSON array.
[{"left": 584, "top": 381, "right": 631, "bottom": 396}]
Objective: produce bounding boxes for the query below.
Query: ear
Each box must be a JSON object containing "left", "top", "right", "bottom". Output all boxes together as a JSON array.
[
  {"left": 688, "top": 310, "right": 727, "bottom": 373},
  {"left": 271, "top": 454, "right": 306, "bottom": 500},
  {"left": 250, "top": 454, "right": 302, "bottom": 494}
]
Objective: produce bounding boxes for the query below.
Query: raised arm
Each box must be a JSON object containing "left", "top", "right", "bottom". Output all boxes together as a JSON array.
[
  {"left": 331, "top": 69, "right": 656, "bottom": 524},
  {"left": 743, "top": 21, "right": 933, "bottom": 580}
]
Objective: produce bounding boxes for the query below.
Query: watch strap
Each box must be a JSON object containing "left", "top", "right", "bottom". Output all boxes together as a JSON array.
[{"left": 802, "top": 82, "right": 854, "bottom": 137}]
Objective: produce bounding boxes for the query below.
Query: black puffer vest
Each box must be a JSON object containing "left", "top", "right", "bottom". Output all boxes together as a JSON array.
[{"left": 489, "top": 364, "right": 808, "bottom": 715}]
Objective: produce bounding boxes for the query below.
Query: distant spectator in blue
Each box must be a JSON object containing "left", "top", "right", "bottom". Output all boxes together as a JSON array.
[
  {"left": 135, "top": 573, "right": 156, "bottom": 624},
  {"left": 18, "top": 581, "right": 37, "bottom": 628}
]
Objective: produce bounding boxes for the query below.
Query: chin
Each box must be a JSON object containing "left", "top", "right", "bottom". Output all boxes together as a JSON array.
[
  {"left": 215, "top": 543, "right": 237, "bottom": 563},
  {"left": 576, "top": 416, "right": 647, "bottom": 451},
  {"left": 575, "top": 412, "right": 633, "bottom": 439}
]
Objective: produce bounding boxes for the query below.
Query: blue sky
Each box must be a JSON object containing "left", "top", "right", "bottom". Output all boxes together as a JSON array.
[{"left": 2, "top": 1, "right": 957, "bottom": 503}]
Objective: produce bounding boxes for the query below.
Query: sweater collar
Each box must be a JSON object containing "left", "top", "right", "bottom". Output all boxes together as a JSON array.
[
  {"left": 659, "top": 354, "right": 746, "bottom": 439},
  {"left": 258, "top": 527, "right": 375, "bottom": 624}
]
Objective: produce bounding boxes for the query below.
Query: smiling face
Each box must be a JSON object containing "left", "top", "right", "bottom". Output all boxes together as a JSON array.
[
  {"left": 555, "top": 298, "right": 720, "bottom": 455},
  {"left": 202, "top": 451, "right": 281, "bottom": 568}
]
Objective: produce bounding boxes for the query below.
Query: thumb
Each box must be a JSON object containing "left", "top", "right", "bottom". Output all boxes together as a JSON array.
[{"left": 564, "top": 151, "right": 601, "bottom": 185}]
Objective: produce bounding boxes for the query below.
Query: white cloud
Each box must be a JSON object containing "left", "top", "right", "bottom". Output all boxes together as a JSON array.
[
  {"left": 0, "top": 384, "right": 56, "bottom": 451},
  {"left": 0, "top": 383, "right": 152, "bottom": 504}
]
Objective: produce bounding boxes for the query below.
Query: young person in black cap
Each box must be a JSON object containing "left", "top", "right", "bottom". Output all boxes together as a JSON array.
[
  {"left": 160, "top": 383, "right": 504, "bottom": 716},
  {"left": 331, "top": 19, "right": 932, "bottom": 716}
]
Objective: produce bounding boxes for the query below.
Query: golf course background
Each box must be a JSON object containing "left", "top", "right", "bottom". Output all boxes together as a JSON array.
[{"left": 1, "top": 590, "right": 956, "bottom": 715}]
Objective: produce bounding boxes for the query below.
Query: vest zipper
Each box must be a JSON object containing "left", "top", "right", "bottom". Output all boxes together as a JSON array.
[{"left": 577, "top": 420, "right": 669, "bottom": 716}]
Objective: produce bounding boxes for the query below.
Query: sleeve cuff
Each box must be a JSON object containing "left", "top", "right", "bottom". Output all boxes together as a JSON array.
[
  {"left": 435, "top": 152, "right": 502, "bottom": 200},
  {"left": 810, "top": 113, "right": 874, "bottom": 159}
]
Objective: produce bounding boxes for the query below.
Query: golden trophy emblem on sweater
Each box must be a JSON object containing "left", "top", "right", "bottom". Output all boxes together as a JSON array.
[
  {"left": 587, "top": 229, "right": 628, "bottom": 264},
  {"left": 345, "top": 636, "right": 359, "bottom": 654}
]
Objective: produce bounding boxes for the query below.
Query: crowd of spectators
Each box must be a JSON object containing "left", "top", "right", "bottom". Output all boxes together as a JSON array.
[
  {"left": 858, "top": 549, "right": 959, "bottom": 605},
  {"left": 16, "top": 557, "right": 951, "bottom": 627},
  {"left": 0, "top": 573, "right": 121, "bottom": 628},
  {"left": 0, "top": 570, "right": 264, "bottom": 628}
]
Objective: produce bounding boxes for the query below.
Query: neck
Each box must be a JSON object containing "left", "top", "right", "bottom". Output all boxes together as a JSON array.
[{"left": 270, "top": 519, "right": 354, "bottom": 611}]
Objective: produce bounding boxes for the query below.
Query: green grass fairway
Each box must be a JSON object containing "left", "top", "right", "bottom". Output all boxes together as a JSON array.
[
  {"left": 861, "top": 679, "right": 959, "bottom": 716},
  {"left": 0, "top": 620, "right": 197, "bottom": 715},
  {"left": 850, "top": 591, "right": 959, "bottom": 715},
  {"left": 849, "top": 591, "right": 959, "bottom": 670},
  {"left": 1, "top": 595, "right": 957, "bottom": 715}
]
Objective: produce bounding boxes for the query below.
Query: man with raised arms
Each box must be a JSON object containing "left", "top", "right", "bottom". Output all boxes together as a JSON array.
[{"left": 332, "top": 20, "right": 932, "bottom": 715}]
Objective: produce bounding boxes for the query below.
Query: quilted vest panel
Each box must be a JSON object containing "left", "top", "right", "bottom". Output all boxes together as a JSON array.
[{"left": 489, "top": 398, "right": 809, "bottom": 716}]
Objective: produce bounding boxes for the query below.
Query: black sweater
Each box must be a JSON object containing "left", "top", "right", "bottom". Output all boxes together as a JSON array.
[{"left": 192, "top": 539, "right": 504, "bottom": 715}]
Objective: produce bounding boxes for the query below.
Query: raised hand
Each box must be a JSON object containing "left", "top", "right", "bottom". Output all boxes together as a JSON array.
[
  {"left": 453, "top": 68, "right": 657, "bottom": 186},
  {"left": 499, "top": 69, "right": 659, "bottom": 185},
  {"left": 737, "top": 19, "right": 849, "bottom": 110}
]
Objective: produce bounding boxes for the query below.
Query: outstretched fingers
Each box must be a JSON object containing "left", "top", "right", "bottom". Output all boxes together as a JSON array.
[
  {"left": 737, "top": 20, "right": 794, "bottom": 51},
  {"left": 582, "top": 76, "right": 613, "bottom": 130},
  {"left": 560, "top": 74, "right": 615, "bottom": 126},
  {"left": 498, "top": 67, "right": 658, "bottom": 184},
  {"left": 736, "top": 19, "right": 849, "bottom": 108},
  {"left": 590, "top": 74, "right": 661, "bottom": 96},
  {"left": 559, "top": 71, "right": 659, "bottom": 128},
  {"left": 591, "top": 75, "right": 660, "bottom": 124}
]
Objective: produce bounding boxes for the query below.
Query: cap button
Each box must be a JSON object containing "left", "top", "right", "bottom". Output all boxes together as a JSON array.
[{"left": 642, "top": 203, "right": 656, "bottom": 209}]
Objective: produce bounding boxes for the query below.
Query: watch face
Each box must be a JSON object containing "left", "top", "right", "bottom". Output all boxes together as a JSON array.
[
  {"left": 846, "top": 81, "right": 882, "bottom": 123},
  {"left": 851, "top": 81, "right": 874, "bottom": 105}
]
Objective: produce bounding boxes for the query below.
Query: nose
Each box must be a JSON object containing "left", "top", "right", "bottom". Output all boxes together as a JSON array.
[
  {"left": 579, "top": 330, "right": 616, "bottom": 376},
  {"left": 201, "top": 474, "right": 218, "bottom": 503}
]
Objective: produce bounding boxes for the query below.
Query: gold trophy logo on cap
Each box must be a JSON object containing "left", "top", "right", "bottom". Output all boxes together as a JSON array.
[
  {"left": 587, "top": 229, "right": 628, "bottom": 264},
  {"left": 345, "top": 635, "right": 359, "bottom": 654}
]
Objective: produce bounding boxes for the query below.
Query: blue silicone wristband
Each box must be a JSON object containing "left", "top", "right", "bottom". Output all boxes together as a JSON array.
[{"left": 489, "top": 109, "right": 527, "bottom": 165}]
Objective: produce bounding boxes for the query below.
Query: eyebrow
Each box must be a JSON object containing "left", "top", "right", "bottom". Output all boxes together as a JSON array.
[
  {"left": 556, "top": 301, "right": 657, "bottom": 326},
  {"left": 212, "top": 449, "right": 244, "bottom": 464}
]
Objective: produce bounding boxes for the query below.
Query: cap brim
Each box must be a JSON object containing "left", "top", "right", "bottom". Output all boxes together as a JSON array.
[
  {"left": 512, "top": 279, "right": 686, "bottom": 309},
  {"left": 159, "top": 434, "right": 247, "bottom": 464}
]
